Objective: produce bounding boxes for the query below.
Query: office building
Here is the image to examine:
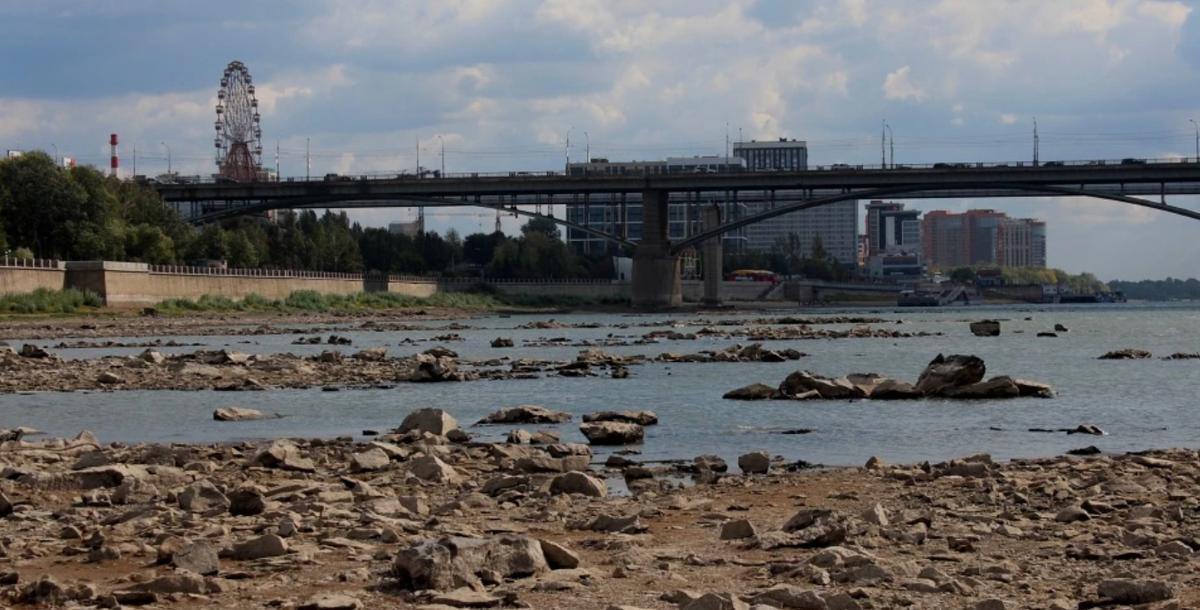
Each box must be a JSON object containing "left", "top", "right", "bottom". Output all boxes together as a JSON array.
[
  {"left": 922, "top": 209, "right": 1047, "bottom": 269},
  {"left": 865, "top": 201, "right": 921, "bottom": 255}
]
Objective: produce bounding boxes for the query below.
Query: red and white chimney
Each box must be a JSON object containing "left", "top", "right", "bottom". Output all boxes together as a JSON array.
[{"left": 109, "top": 133, "right": 119, "bottom": 177}]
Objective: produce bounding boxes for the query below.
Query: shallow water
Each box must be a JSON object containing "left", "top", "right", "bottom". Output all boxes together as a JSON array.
[{"left": 7, "top": 302, "right": 1200, "bottom": 468}]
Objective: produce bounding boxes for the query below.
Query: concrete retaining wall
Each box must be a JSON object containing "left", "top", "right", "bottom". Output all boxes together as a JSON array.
[{"left": 0, "top": 261, "right": 66, "bottom": 295}]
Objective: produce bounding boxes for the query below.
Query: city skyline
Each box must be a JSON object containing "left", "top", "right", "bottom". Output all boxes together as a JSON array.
[{"left": 2, "top": 1, "right": 1199, "bottom": 280}]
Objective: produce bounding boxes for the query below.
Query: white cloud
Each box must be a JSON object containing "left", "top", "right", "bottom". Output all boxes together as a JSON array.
[
  {"left": 1001, "top": 114, "right": 1018, "bottom": 125},
  {"left": 882, "top": 66, "right": 927, "bottom": 102}
]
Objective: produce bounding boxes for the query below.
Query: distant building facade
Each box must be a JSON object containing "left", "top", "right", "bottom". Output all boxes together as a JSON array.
[{"left": 922, "top": 209, "right": 1046, "bottom": 269}]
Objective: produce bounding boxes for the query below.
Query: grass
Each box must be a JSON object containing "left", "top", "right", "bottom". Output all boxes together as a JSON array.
[
  {"left": 151, "top": 287, "right": 621, "bottom": 314},
  {"left": 0, "top": 288, "right": 104, "bottom": 314}
]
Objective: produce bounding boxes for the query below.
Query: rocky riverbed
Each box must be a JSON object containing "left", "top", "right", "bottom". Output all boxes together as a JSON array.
[{"left": 0, "top": 414, "right": 1196, "bottom": 610}]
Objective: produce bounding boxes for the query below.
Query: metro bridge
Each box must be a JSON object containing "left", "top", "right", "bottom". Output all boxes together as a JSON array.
[{"left": 155, "top": 158, "right": 1200, "bottom": 308}]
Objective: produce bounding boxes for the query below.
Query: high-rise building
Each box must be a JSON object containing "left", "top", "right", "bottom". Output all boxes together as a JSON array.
[
  {"left": 866, "top": 201, "right": 922, "bottom": 255},
  {"left": 733, "top": 139, "right": 808, "bottom": 171},
  {"left": 922, "top": 209, "right": 1047, "bottom": 269}
]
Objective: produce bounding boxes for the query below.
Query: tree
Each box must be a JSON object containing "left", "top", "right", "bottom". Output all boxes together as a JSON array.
[
  {"left": 949, "top": 267, "right": 977, "bottom": 284},
  {"left": 522, "top": 217, "right": 561, "bottom": 241}
]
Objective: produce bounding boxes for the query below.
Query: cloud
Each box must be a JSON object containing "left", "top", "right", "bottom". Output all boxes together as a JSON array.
[{"left": 882, "top": 66, "right": 927, "bottom": 102}]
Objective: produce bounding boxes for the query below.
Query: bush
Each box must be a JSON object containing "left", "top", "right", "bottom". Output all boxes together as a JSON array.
[{"left": 0, "top": 288, "right": 103, "bottom": 314}]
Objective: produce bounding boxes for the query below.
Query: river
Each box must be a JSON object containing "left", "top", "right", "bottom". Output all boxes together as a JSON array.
[{"left": 6, "top": 302, "right": 1200, "bottom": 468}]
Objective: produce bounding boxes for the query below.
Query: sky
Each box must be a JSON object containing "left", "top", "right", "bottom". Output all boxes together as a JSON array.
[{"left": 2, "top": 0, "right": 1200, "bottom": 280}]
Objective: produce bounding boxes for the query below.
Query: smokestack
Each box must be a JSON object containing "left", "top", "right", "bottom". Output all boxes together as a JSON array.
[{"left": 110, "top": 133, "right": 119, "bottom": 178}]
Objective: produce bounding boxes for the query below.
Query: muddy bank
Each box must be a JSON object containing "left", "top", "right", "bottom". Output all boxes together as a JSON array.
[{"left": 0, "top": 419, "right": 1196, "bottom": 610}]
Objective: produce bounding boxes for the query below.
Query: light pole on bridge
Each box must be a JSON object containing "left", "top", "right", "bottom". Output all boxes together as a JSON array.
[
  {"left": 885, "top": 123, "right": 894, "bottom": 169},
  {"left": 1190, "top": 119, "right": 1199, "bottom": 162},
  {"left": 161, "top": 142, "right": 171, "bottom": 175},
  {"left": 437, "top": 134, "right": 445, "bottom": 176},
  {"left": 565, "top": 126, "right": 574, "bottom": 174}
]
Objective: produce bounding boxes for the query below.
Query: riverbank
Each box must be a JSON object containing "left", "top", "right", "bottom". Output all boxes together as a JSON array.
[{"left": 0, "top": 425, "right": 1193, "bottom": 610}]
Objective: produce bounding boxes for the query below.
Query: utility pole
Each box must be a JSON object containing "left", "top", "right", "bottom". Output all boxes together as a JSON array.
[
  {"left": 161, "top": 142, "right": 171, "bottom": 175},
  {"left": 584, "top": 131, "right": 589, "bottom": 165},
  {"left": 306, "top": 138, "right": 310, "bottom": 180},
  {"left": 565, "top": 126, "right": 574, "bottom": 173},
  {"left": 132, "top": 140, "right": 137, "bottom": 176},
  {"left": 1032, "top": 117, "right": 1039, "bottom": 167},
  {"left": 415, "top": 135, "right": 420, "bottom": 177},
  {"left": 725, "top": 122, "right": 730, "bottom": 171},
  {"left": 275, "top": 139, "right": 280, "bottom": 180},
  {"left": 51, "top": 143, "right": 58, "bottom": 167}
]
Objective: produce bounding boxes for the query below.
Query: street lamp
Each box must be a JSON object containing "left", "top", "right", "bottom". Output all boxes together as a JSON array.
[
  {"left": 884, "top": 123, "right": 894, "bottom": 168},
  {"left": 584, "top": 131, "right": 590, "bottom": 164},
  {"left": 161, "top": 142, "right": 171, "bottom": 175},
  {"left": 437, "top": 134, "right": 445, "bottom": 176},
  {"left": 565, "top": 126, "right": 574, "bottom": 173},
  {"left": 51, "top": 143, "right": 58, "bottom": 166},
  {"left": 1190, "top": 119, "right": 1199, "bottom": 162}
]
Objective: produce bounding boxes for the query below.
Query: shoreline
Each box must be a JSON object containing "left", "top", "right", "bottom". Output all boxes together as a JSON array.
[{"left": 0, "top": 426, "right": 1194, "bottom": 609}]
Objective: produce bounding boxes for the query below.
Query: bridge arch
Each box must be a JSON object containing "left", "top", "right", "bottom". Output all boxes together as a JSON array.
[
  {"left": 187, "top": 194, "right": 638, "bottom": 250},
  {"left": 669, "top": 183, "right": 1200, "bottom": 254}
]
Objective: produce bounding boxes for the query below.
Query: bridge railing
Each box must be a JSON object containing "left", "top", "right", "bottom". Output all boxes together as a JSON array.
[{"left": 151, "top": 156, "right": 1200, "bottom": 187}]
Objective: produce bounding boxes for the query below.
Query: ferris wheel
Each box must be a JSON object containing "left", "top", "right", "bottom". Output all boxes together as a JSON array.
[{"left": 214, "top": 60, "right": 262, "bottom": 181}]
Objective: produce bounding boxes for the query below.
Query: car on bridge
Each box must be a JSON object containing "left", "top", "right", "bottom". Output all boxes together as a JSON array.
[{"left": 1121, "top": 158, "right": 1147, "bottom": 165}]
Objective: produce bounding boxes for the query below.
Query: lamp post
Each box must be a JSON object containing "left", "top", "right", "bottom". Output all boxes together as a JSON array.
[
  {"left": 51, "top": 143, "right": 58, "bottom": 166},
  {"left": 437, "top": 134, "right": 445, "bottom": 176},
  {"left": 885, "top": 123, "right": 894, "bottom": 168},
  {"left": 306, "top": 138, "right": 311, "bottom": 180},
  {"left": 584, "top": 131, "right": 589, "bottom": 165},
  {"left": 1191, "top": 119, "right": 1199, "bottom": 162},
  {"left": 161, "top": 142, "right": 171, "bottom": 175},
  {"left": 565, "top": 126, "right": 574, "bottom": 173}
]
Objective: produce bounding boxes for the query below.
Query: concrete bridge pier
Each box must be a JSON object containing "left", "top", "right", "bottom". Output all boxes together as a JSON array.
[
  {"left": 631, "top": 189, "right": 682, "bottom": 309},
  {"left": 701, "top": 204, "right": 723, "bottom": 307}
]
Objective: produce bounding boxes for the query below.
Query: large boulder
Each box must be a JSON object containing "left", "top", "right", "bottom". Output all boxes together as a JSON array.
[
  {"left": 392, "top": 535, "right": 549, "bottom": 592},
  {"left": 399, "top": 408, "right": 459, "bottom": 436},
  {"left": 722, "top": 383, "right": 779, "bottom": 400},
  {"left": 778, "top": 371, "right": 865, "bottom": 399},
  {"left": 410, "top": 353, "right": 461, "bottom": 382},
  {"left": 410, "top": 455, "right": 461, "bottom": 483},
  {"left": 477, "top": 405, "right": 572, "bottom": 425},
  {"left": 177, "top": 480, "right": 230, "bottom": 513},
  {"left": 549, "top": 471, "right": 607, "bottom": 497},
  {"left": 942, "top": 376, "right": 1021, "bottom": 399},
  {"left": 738, "top": 451, "right": 771, "bottom": 474},
  {"left": 171, "top": 541, "right": 219, "bottom": 576},
  {"left": 250, "top": 440, "right": 316, "bottom": 472},
  {"left": 914, "top": 354, "right": 986, "bottom": 396},
  {"left": 212, "top": 407, "right": 270, "bottom": 421},
  {"left": 1013, "top": 378, "right": 1056, "bottom": 398},
  {"left": 969, "top": 320, "right": 1001, "bottom": 336},
  {"left": 579, "top": 422, "right": 644, "bottom": 445},
  {"left": 869, "top": 379, "right": 923, "bottom": 400},
  {"left": 582, "top": 410, "right": 659, "bottom": 426}
]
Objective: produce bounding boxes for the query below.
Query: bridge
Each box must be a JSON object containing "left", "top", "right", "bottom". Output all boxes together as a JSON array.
[{"left": 155, "top": 159, "right": 1200, "bottom": 309}]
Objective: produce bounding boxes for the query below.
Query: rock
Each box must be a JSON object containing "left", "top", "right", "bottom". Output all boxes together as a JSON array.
[
  {"left": 779, "top": 370, "right": 865, "bottom": 399},
  {"left": 1055, "top": 506, "right": 1090, "bottom": 523},
  {"left": 750, "top": 585, "right": 827, "bottom": 609},
  {"left": 861, "top": 503, "right": 888, "bottom": 526},
  {"left": 212, "top": 407, "right": 269, "bottom": 421},
  {"left": 139, "top": 348, "right": 166, "bottom": 364},
  {"left": 1013, "top": 379, "right": 1055, "bottom": 398},
  {"left": 400, "top": 408, "right": 460, "bottom": 436},
  {"left": 1067, "top": 445, "right": 1101, "bottom": 456},
  {"left": 915, "top": 354, "right": 986, "bottom": 395},
  {"left": 539, "top": 539, "right": 581, "bottom": 569},
  {"left": 1068, "top": 424, "right": 1105, "bottom": 435},
  {"left": 429, "top": 589, "right": 504, "bottom": 607},
  {"left": 506, "top": 429, "right": 532, "bottom": 444},
  {"left": 579, "top": 422, "right": 644, "bottom": 445},
  {"left": 391, "top": 535, "right": 549, "bottom": 592},
  {"left": 738, "top": 451, "right": 771, "bottom": 474},
  {"left": 582, "top": 410, "right": 659, "bottom": 426},
  {"left": 868, "top": 379, "right": 922, "bottom": 400},
  {"left": 97, "top": 371, "right": 126, "bottom": 385},
  {"left": 694, "top": 455, "right": 729, "bottom": 473},
  {"left": 681, "top": 593, "right": 750, "bottom": 610},
  {"left": 178, "top": 479, "right": 230, "bottom": 512},
  {"left": 411, "top": 353, "right": 461, "bottom": 382},
  {"left": 353, "top": 347, "right": 387, "bottom": 361},
  {"left": 549, "top": 471, "right": 607, "bottom": 497},
  {"left": 490, "top": 337, "right": 514, "bottom": 348},
  {"left": 583, "top": 514, "right": 648, "bottom": 534},
  {"left": 227, "top": 487, "right": 266, "bottom": 516},
  {"left": 530, "top": 430, "right": 560, "bottom": 445},
  {"left": 171, "top": 541, "right": 219, "bottom": 576},
  {"left": 969, "top": 320, "right": 1001, "bottom": 336},
  {"left": 723, "top": 383, "right": 779, "bottom": 400},
  {"left": 298, "top": 594, "right": 364, "bottom": 610},
  {"left": 350, "top": 447, "right": 391, "bottom": 472},
  {"left": 231, "top": 534, "right": 288, "bottom": 560},
  {"left": 973, "top": 601, "right": 1012, "bottom": 610},
  {"left": 720, "top": 519, "right": 756, "bottom": 540},
  {"left": 1098, "top": 348, "right": 1152, "bottom": 360},
  {"left": 20, "top": 344, "right": 53, "bottom": 358},
  {"left": 250, "top": 439, "right": 316, "bottom": 472},
  {"left": 137, "top": 573, "right": 209, "bottom": 595},
  {"left": 1054, "top": 323, "right": 1068, "bottom": 332},
  {"left": 942, "top": 376, "right": 1021, "bottom": 399},
  {"left": 424, "top": 346, "right": 459, "bottom": 358},
  {"left": 410, "top": 455, "right": 461, "bottom": 483},
  {"left": 477, "top": 405, "right": 572, "bottom": 425},
  {"left": 1097, "top": 579, "right": 1173, "bottom": 604}
]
